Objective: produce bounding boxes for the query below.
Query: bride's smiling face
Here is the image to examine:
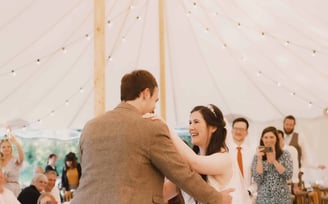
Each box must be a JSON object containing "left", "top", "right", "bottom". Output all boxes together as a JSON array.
[{"left": 189, "top": 111, "right": 213, "bottom": 149}]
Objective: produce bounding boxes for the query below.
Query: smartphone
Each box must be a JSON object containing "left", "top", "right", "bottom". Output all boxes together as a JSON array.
[{"left": 259, "top": 146, "right": 273, "bottom": 153}]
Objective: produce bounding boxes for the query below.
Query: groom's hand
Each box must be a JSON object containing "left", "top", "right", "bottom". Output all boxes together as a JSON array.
[{"left": 219, "top": 188, "right": 234, "bottom": 204}]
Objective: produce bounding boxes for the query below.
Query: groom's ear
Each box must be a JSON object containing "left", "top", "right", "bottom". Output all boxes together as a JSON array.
[{"left": 140, "top": 88, "right": 150, "bottom": 100}]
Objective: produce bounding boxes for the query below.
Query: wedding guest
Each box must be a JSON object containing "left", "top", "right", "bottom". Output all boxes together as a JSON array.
[
  {"left": 61, "top": 152, "right": 81, "bottom": 201},
  {"left": 227, "top": 117, "right": 257, "bottom": 202},
  {"left": 37, "top": 192, "right": 58, "bottom": 204},
  {"left": 252, "top": 126, "right": 293, "bottom": 204},
  {"left": 45, "top": 170, "right": 61, "bottom": 204},
  {"left": 283, "top": 115, "right": 325, "bottom": 169},
  {"left": 18, "top": 173, "right": 48, "bottom": 204},
  {"left": 0, "top": 126, "right": 24, "bottom": 197},
  {"left": 34, "top": 166, "right": 45, "bottom": 174},
  {"left": 45, "top": 154, "right": 59, "bottom": 176},
  {"left": 0, "top": 170, "right": 20, "bottom": 204}
]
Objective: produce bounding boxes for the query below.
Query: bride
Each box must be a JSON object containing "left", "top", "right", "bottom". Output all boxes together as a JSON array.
[{"left": 164, "top": 104, "right": 251, "bottom": 204}]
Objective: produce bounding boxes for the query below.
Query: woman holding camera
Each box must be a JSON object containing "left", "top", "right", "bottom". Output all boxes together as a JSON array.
[{"left": 251, "top": 126, "right": 293, "bottom": 204}]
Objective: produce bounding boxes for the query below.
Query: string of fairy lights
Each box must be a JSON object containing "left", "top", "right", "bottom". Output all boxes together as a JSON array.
[
  {"left": 0, "top": 0, "right": 327, "bottom": 129},
  {"left": 178, "top": 0, "right": 327, "bottom": 112}
]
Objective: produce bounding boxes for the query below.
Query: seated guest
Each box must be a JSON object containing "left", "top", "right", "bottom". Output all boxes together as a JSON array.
[
  {"left": 0, "top": 169, "right": 20, "bottom": 204},
  {"left": 37, "top": 192, "right": 57, "bottom": 204},
  {"left": 18, "top": 173, "right": 48, "bottom": 204},
  {"left": 45, "top": 170, "right": 61, "bottom": 203}
]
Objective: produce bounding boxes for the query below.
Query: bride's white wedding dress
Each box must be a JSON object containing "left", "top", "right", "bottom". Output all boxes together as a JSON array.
[
  {"left": 207, "top": 154, "right": 251, "bottom": 204},
  {"left": 182, "top": 154, "right": 252, "bottom": 204}
]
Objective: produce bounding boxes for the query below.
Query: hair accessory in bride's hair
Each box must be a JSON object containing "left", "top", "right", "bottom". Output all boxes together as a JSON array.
[{"left": 206, "top": 104, "right": 216, "bottom": 117}]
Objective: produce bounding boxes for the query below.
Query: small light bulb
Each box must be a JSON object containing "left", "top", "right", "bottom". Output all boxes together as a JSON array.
[
  {"left": 85, "top": 34, "right": 91, "bottom": 40},
  {"left": 107, "top": 20, "right": 111, "bottom": 26},
  {"left": 323, "top": 107, "right": 328, "bottom": 115},
  {"left": 11, "top": 70, "right": 16, "bottom": 76},
  {"left": 61, "top": 47, "right": 67, "bottom": 54}
]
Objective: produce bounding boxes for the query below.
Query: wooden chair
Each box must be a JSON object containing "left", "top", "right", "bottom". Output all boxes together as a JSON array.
[
  {"left": 321, "top": 196, "right": 328, "bottom": 204},
  {"left": 295, "top": 191, "right": 308, "bottom": 204},
  {"left": 320, "top": 186, "right": 328, "bottom": 204},
  {"left": 308, "top": 184, "right": 321, "bottom": 204},
  {"left": 308, "top": 191, "right": 320, "bottom": 204}
]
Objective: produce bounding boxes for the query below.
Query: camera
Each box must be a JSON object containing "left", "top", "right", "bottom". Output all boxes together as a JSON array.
[{"left": 259, "top": 146, "right": 273, "bottom": 153}]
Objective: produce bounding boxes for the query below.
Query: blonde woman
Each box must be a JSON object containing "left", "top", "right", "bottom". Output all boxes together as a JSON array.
[{"left": 0, "top": 127, "right": 24, "bottom": 197}]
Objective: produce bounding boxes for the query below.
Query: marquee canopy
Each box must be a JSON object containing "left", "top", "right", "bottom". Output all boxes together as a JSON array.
[{"left": 1, "top": 0, "right": 328, "bottom": 131}]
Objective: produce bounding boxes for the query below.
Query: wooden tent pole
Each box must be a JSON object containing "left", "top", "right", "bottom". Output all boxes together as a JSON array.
[
  {"left": 158, "top": 0, "right": 166, "bottom": 120},
  {"left": 94, "top": 0, "right": 106, "bottom": 116}
]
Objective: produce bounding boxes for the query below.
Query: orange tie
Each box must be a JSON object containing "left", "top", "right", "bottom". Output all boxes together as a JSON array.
[{"left": 237, "top": 146, "right": 244, "bottom": 177}]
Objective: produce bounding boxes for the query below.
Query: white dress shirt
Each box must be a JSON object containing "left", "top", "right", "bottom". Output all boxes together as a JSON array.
[
  {"left": 283, "top": 144, "right": 299, "bottom": 183},
  {"left": 50, "top": 186, "right": 61, "bottom": 204},
  {"left": 228, "top": 140, "right": 257, "bottom": 195}
]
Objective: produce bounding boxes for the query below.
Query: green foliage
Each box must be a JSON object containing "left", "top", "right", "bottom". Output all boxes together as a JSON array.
[{"left": 17, "top": 137, "right": 79, "bottom": 186}]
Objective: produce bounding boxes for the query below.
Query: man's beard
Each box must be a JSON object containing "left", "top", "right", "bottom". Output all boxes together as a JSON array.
[{"left": 284, "top": 127, "right": 294, "bottom": 135}]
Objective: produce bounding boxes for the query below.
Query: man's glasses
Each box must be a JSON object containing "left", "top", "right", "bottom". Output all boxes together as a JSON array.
[{"left": 232, "top": 127, "right": 247, "bottom": 132}]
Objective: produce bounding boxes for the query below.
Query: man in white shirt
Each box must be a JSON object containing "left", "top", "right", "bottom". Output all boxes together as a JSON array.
[
  {"left": 44, "top": 170, "right": 61, "bottom": 204},
  {"left": 283, "top": 115, "right": 325, "bottom": 170},
  {"left": 228, "top": 117, "right": 257, "bottom": 203},
  {"left": 0, "top": 170, "right": 20, "bottom": 204}
]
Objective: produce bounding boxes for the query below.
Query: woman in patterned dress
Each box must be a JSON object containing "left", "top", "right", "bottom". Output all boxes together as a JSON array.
[{"left": 251, "top": 126, "right": 293, "bottom": 204}]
